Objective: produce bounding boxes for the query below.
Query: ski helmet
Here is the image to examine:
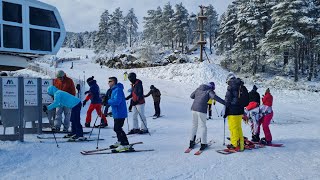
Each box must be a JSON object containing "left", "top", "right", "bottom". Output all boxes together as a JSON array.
[
  {"left": 208, "top": 82, "right": 215, "bottom": 90},
  {"left": 128, "top": 72, "right": 136, "bottom": 82},
  {"left": 226, "top": 72, "right": 236, "bottom": 83}
]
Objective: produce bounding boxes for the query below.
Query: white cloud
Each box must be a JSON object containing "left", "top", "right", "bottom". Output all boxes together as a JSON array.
[{"left": 40, "top": 0, "right": 233, "bottom": 32}]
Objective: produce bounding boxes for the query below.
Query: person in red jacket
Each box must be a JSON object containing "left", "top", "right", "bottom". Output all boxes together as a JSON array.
[
  {"left": 258, "top": 88, "right": 274, "bottom": 145},
  {"left": 53, "top": 70, "right": 76, "bottom": 132}
]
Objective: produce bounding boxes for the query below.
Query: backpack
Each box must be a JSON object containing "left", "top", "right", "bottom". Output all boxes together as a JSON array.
[{"left": 238, "top": 82, "right": 249, "bottom": 108}]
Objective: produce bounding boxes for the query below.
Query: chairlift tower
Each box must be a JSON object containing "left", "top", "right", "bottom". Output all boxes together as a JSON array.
[{"left": 196, "top": 5, "right": 207, "bottom": 62}]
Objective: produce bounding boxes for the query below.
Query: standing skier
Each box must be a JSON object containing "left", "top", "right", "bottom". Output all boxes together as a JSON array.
[
  {"left": 102, "top": 88, "right": 112, "bottom": 117},
  {"left": 246, "top": 85, "right": 261, "bottom": 142},
  {"left": 107, "top": 77, "right": 130, "bottom": 152},
  {"left": 83, "top": 76, "right": 108, "bottom": 128},
  {"left": 144, "top": 85, "right": 161, "bottom": 118},
  {"left": 189, "top": 82, "right": 225, "bottom": 151},
  {"left": 126, "top": 72, "right": 148, "bottom": 134},
  {"left": 258, "top": 88, "right": 274, "bottom": 145},
  {"left": 223, "top": 72, "right": 247, "bottom": 152},
  {"left": 43, "top": 86, "right": 84, "bottom": 140}
]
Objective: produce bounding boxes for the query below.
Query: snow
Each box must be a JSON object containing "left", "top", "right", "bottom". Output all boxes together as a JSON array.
[{"left": 1, "top": 48, "right": 320, "bottom": 180}]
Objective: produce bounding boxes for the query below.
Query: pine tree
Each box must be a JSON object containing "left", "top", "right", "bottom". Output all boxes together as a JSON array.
[
  {"left": 159, "top": 2, "right": 174, "bottom": 48},
  {"left": 204, "top": 4, "right": 219, "bottom": 54},
  {"left": 172, "top": 3, "right": 189, "bottom": 53},
  {"left": 109, "top": 8, "right": 126, "bottom": 48},
  {"left": 125, "top": 8, "right": 139, "bottom": 47},
  {"left": 94, "top": 10, "right": 110, "bottom": 52}
]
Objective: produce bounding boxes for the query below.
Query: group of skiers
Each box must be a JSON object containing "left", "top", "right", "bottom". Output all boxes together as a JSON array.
[
  {"left": 188, "top": 72, "right": 274, "bottom": 152},
  {"left": 42, "top": 70, "right": 162, "bottom": 152}
]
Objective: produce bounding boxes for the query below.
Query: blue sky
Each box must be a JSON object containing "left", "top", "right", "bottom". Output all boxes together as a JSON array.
[{"left": 40, "top": 0, "right": 233, "bottom": 32}]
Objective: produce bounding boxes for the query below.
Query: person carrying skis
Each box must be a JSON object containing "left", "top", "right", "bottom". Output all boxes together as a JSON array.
[
  {"left": 43, "top": 86, "right": 85, "bottom": 141},
  {"left": 223, "top": 72, "right": 247, "bottom": 152},
  {"left": 126, "top": 72, "right": 148, "bottom": 134},
  {"left": 53, "top": 70, "right": 76, "bottom": 132},
  {"left": 258, "top": 88, "right": 274, "bottom": 145},
  {"left": 144, "top": 85, "right": 161, "bottom": 118},
  {"left": 189, "top": 82, "right": 225, "bottom": 151},
  {"left": 83, "top": 76, "right": 108, "bottom": 128},
  {"left": 244, "top": 85, "right": 261, "bottom": 142},
  {"left": 107, "top": 77, "right": 130, "bottom": 152}
]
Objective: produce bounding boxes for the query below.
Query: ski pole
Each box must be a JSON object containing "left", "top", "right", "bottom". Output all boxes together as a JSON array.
[
  {"left": 46, "top": 111, "right": 59, "bottom": 148},
  {"left": 96, "top": 105, "right": 105, "bottom": 149},
  {"left": 126, "top": 101, "right": 130, "bottom": 132},
  {"left": 89, "top": 112, "right": 99, "bottom": 139},
  {"left": 223, "top": 118, "right": 226, "bottom": 146},
  {"left": 214, "top": 105, "right": 219, "bottom": 117},
  {"left": 134, "top": 105, "right": 151, "bottom": 136}
]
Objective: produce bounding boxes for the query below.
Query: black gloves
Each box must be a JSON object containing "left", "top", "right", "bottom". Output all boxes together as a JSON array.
[
  {"left": 125, "top": 96, "right": 130, "bottom": 101},
  {"left": 84, "top": 91, "right": 89, "bottom": 95},
  {"left": 43, "top": 105, "right": 48, "bottom": 113},
  {"left": 82, "top": 100, "right": 87, "bottom": 107}
]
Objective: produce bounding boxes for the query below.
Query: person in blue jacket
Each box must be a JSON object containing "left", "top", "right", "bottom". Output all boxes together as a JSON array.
[
  {"left": 43, "top": 85, "right": 84, "bottom": 141},
  {"left": 107, "top": 77, "right": 130, "bottom": 152}
]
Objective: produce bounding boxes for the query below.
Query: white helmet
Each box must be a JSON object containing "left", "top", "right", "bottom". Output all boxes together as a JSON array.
[{"left": 226, "top": 72, "right": 236, "bottom": 83}]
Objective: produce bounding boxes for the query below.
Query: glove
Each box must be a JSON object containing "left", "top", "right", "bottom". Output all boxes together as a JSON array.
[
  {"left": 242, "top": 115, "right": 249, "bottom": 124},
  {"left": 125, "top": 96, "right": 130, "bottom": 101},
  {"left": 43, "top": 105, "right": 48, "bottom": 113},
  {"left": 84, "top": 91, "right": 89, "bottom": 95},
  {"left": 82, "top": 100, "right": 87, "bottom": 107}
]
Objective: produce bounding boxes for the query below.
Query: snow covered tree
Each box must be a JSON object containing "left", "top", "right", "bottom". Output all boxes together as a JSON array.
[
  {"left": 172, "top": 3, "right": 189, "bottom": 53},
  {"left": 109, "top": 8, "right": 127, "bottom": 48},
  {"left": 125, "top": 8, "right": 139, "bottom": 47},
  {"left": 187, "top": 13, "right": 198, "bottom": 47},
  {"left": 143, "top": 8, "right": 162, "bottom": 44},
  {"left": 204, "top": 4, "right": 219, "bottom": 54},
  {"left": 159, "top": 2, "right": 175, "bottom": 48},
  {"left": 94, "top": 10, "right": 110, "bottom": 52}
]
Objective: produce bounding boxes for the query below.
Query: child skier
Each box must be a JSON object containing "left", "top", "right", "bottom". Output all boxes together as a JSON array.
[
  {"left": 258, "top": 88, "right": 274, "bottom": 145},
  {"left": 144, "top": 85, "right": 161, "bottom": 118}
]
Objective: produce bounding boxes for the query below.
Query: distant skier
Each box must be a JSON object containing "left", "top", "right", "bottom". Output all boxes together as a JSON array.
[
  {"left": 207, "top": 99, "right": 216, "bottom": 120},
  {"left": 83, "top": 76, "right": 108, "bottom": 128},
  {"left": 258, "top": 88, "right": 274, "bottom": 145},
  {"left": 107, "top": 77, "right": 130, "bottom": 152},
  {"left": 124, "top": 72, "right": 128, "bottom": 81},
  {"left": 189, "top": 82, "right": 225, "bottom": 151},
  {"left": 126, "top": 72, "right": 148, "bottom": 134},
  {"left": 144, "top": 85, "right": 161, "bottom": 118},
  {"left": 43, "top": 86, "right": 85, "bottom": 141}
]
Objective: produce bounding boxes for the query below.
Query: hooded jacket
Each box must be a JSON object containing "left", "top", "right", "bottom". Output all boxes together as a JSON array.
[
  {"left": 47, "top": 86, "right": 81, "bottom": 110},
  {"left": 225, "top": 78, "right": 244, "bottom": 116},
  {"left": 190, "top": 84, "right": 225, "bottom": 114},
  {"left": 107, "top": 83, "right": 128, "bottom": 119}
]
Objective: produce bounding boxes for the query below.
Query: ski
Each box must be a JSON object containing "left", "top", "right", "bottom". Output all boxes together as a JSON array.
[
  {"left": 216, "top": 149, "right": 238, "bottom": 155},
  {"left": 193, "top": 139, "right": 215, "bottom": 155},
  {"left": 184, "top": 138, "right": 201, "bottom": 153},
  {"left": 152, "top": 115, "right": 164, "bottom": 119},
  {"left": 81, "top": 149, "right": 154, "bottom": 155},
  {"left": 252, "top": 142, "right": 284, "bottom": 147},
  {"left": 81, "top": 141, "right": 143, "bottom": 154},
  {"left": 42, "top": 130, "right": 90, "bottom": 134},
  {"left": 37, "top": 135, "right": 68, "bottom": 139}
]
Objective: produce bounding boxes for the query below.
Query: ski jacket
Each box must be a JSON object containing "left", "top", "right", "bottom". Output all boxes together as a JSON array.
[
  {"left": 47, "top": 86, "right": 81, "bottom": 110},
  {"left": 85, "top": 80, "right": 102, "bottom": 104},
  {"left": 248, "top": 90, "right": 260, "bottom": 105},
  {"left": 126, "top": 79, "right": 145, "bottom": 105},
  {"left": 225, "top": 78, "right": 244, "bottom": 116},
  {"left": 144, "top": 88, "right": 161, "bottom": 102},
  {"left": 262, "top": 92, "right": 273, "bottom": 107},
  {"left": 53, "top": 75, "right": 76, "bottom": 96},
  {"left": 190, "top": 84, "right": 225, "bottom": 114},
  {"left": 108, "top": 83, "right": 128, "bottom": 119}
]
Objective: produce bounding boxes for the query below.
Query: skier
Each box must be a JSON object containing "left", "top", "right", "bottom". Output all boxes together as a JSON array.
[
  {"left": 189, "top": 82, "right": 225, "bottom": 151},
  {"left": 124, "top": 72, "right": 128, "bottom": 81},
  {"left": 258, "top": 88, "right": 274, "bottom": 145},
  {"left": 83, "top": 76, "right": 108, "bottom": 128},
  {"left": 43, "top": 86, "right": 85, "bottom": 141},
  {"left": 107, "top": 77, "right": 130, "bottom": 152},
  {"left": 207, "top": 99, "right": 216, "bottom": 120},
  {"left": 245, "top": 85, "right": 261, "bottom": 142},
  {"left": 126, "top": 72, "right": 148, "bottom": 134},
  {"left": 223, "top": 72, "right": 246, "bottom": 152},
  {"left": 53, "top": 70, "right": 76, "bottom": 132},
  {"left": 144, "top": 85, "right": 161, "bottom": 118}
]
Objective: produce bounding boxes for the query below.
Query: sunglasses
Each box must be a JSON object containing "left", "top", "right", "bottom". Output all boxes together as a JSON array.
[{"left": 108, "top": 80, "right": 113, "bottom": 83}]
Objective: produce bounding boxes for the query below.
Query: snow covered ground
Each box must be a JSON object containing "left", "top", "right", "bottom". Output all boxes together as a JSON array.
[{"left": 1, "top": 48, "right": 319, "bottom": 180}]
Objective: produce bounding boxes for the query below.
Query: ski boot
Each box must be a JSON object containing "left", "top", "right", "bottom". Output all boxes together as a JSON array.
[
  {"left": 113, "top": 145, "right": 131, "bottom": 152},
  {"left": 251, "top": 134, "right": 260, "bottom": 142},
  {"left": 110, "top": 141, "right": 121, "bottom": 149},
  {"left": 260, "top": 138, "right": 271, "bottom": 145},
  {"left": 138, "top": 129, "right": 149, "bottom": 134},
  {"left": 127, "top": 129, "right": 140, "bottom": 135},
  {"left": 85, "top": 122, "right": 90, "bottom": 127},
  {"left": 199, "top": 144, "right": 208, "bottom": 151},
  {"left": 64, "top": 133, "right": 75, "bottom": 138}
]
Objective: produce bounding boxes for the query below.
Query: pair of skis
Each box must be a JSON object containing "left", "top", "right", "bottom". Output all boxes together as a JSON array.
[
  {"left": 184, "top": 139, "right": 215, "bottom": 155},
  {"left": 37, "top": 135, "right": 104, "bottom": 143},
  {"left": 80, "top": 142, "right": 154, "bottom": 155}
]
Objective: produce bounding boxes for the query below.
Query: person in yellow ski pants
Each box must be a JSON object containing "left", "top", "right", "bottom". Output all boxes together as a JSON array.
[{"left": 228, "top": 115, "right": 244, "bottom": 151}]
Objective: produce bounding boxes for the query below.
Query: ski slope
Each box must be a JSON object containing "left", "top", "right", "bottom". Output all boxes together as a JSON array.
[{"left": 0, "top": 48, "right": 319, "bottom": 180}]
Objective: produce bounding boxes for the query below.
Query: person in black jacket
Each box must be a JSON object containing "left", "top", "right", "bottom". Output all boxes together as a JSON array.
[
  {"left": 144, "top": 85, "right": 161, "bottom": 118},
  {"left": 102, "top": 88, "right": 112, "bottom": 117},
  {"left": 248, "top": 85, "right": 260, "bottom": 105}
]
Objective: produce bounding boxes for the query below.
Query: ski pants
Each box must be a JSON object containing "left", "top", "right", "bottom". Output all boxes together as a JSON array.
[
  {"left": 114, "top": 118, "right": 129, "bottom": 145},
  {"left": 258, "top": 112, "right": 273, "bottom": 142},
  {"left": 132, "top": 104, "right": 147, "bottom": 130},
  {"left": 85, "top": 103, "right": 107, "bottom": 124},
  {"left": 54, "top": 107, "right": 71, "bottom": 131},
  {"left": 190, "top": 111, "right": 207, "bottom": 144},
  {"left": 228, "top": 115, "right": 244, "bottom": 150},
  {"left": 70, "top": 102, "right": 83, "bottom": 137},
  {"left": 154, "top": 101, "right": 161, "bottom": 116}
]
